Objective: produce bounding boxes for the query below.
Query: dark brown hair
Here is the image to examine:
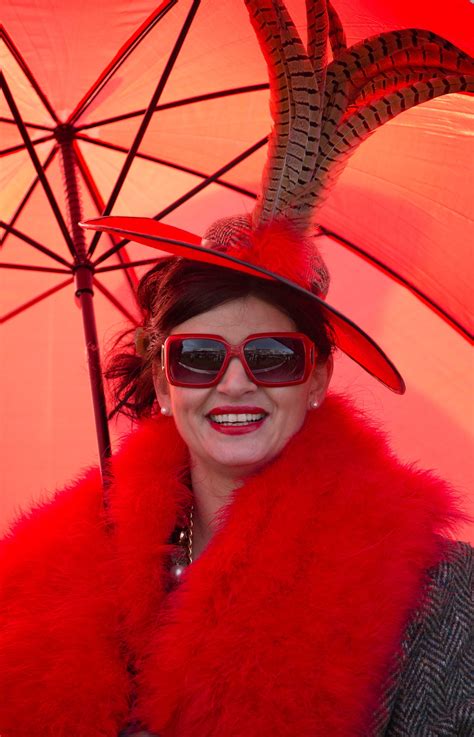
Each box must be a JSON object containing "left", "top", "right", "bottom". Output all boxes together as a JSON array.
[{"left": 105, "top": 257, "right": 335, "bottom": 420}]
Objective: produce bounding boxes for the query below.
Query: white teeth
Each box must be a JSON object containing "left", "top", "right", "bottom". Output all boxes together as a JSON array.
[{"left": 209, "top": 412, "right": 266, "bottom": 425}]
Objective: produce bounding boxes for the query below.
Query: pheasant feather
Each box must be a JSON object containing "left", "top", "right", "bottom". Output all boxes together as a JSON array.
[
  {"left": 208, "top": 2, "right": 473, "bottom": 239},
  {"left": 322, "top": 30, "right": 472, "bottom": 132},
  {"left": 250, "top": 5, "right": 474, "bottom": 228},
  {"left": 306, "top": 0, "right": 329, "bottom": 90},
  {"left": 306, "top": 74, "right": 474, "bottom": 215},
  {"left": 245, "top": 0, "right": 320, "bottom": 223},
  {"left": 348, "top": 66, "right": 460, "bottom": 109},
  {"left": 327, "top": 1, "right": 346, "bottom": 58}
]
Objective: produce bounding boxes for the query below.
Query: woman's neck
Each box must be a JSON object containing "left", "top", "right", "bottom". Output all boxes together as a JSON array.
[{"left": 189, "top": 461, "right": 243, "bottom": 559}]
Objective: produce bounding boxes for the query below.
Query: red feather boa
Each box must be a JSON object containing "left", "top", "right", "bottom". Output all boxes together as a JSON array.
[{"left": 0, "top": 395, "right": 463, "bottom": 737}]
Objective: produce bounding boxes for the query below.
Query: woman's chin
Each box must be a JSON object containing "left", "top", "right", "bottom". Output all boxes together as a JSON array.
[{"left": 212, "top": 444, "right": 280, "bottom": 477}]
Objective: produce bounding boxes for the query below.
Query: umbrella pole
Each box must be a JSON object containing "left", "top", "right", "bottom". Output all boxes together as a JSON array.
[
  {"left": 57, "top": 126, "right": 112, "bottom": 503},
  {"left": 75, "top": 268, "right": 112, "bottom": 480}
]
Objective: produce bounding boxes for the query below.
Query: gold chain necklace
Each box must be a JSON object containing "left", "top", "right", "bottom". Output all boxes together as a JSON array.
[
  {"left": 187, "top": 504, "right": 194, "bottom": 565},
  {"left": 170, "top": 505, "right": 194, "bottom": 583}
]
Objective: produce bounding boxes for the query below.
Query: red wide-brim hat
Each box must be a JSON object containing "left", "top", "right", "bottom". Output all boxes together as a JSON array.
[{"left": 81, "top": 216, "right": 406, "bottom": 394}]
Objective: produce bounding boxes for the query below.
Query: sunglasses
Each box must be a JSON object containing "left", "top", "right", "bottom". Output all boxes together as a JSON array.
[{"left": 161, "top": 332, "right": 316, "bottom": 388}]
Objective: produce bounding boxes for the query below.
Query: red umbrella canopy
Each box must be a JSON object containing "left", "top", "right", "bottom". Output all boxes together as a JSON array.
[{"left": 1, "top": 0, "right": 473, "bottom": 540}]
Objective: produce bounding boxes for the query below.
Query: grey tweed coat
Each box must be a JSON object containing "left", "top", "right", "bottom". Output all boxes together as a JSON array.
[{"left": 373, "top": 540, "right": 473, "bottom": 736}]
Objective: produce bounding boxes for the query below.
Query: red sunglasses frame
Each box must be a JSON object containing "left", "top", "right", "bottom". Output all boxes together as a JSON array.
[{"left": 161, "top": 332, "right": 316, "bottom": 388}]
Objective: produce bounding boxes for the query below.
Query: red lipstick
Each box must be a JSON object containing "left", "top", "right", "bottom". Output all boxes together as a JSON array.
[
  {"left": 207, "top": 406, "right": 268, "bottom": 415},
  {"left": 206, "top": 406, "right": 268, "bottom": 435}
]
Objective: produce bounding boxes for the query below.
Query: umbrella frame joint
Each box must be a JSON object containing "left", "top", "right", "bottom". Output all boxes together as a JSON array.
[{"left": 74, "top": 262, "right": 95, "bottom": 296}]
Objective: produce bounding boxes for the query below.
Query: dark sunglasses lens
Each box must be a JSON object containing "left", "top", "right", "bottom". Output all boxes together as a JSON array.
[
  {"left": 244, "top": 337, "right": 306, "bottom": 383},
  {"left": 169, "top": 338, "right": 226, "bottom": 384}
]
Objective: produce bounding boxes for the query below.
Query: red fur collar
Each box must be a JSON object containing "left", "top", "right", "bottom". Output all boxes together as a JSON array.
[{"left": 0, "top": 395, "right": 462, "bottom": 737}]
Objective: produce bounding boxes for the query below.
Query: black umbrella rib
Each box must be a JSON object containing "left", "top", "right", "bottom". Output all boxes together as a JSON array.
[
  {"left": 0, "top": 148, "right": 58, "bottom": 248},
  {"left": 150, "top": 136, "right": 264, "bottom": 221},
  {"left": 69, "top": 0, "right": 178, "bottom": 125},
  {"left": 88, "top": 0, "right": 201, "bottom": 257},
  {"left": 0, "top": 222, "right": 73, "bottom": 268},
  {"left": 0, "top": 74, "right": 76, "bottom": 257},
  {"left": 319, "top": 227, "right": 472, "bottom": 343},
  {"left": 0, "top": 277, "right": 74, "bottom": 324},
  {"left": 0, "top": 263, "right": 70, "bottom": 274},
  {"left": 76, "top": 134, "right": 257, "bottom": 199},
  {"left": 95, "top": 258, "right": 161, "bottom": 273},
  {"left": 92, "top": 278, "right": 140, "bottom": 326},
  {"left": 1, "top": 134, "right": 55, "bottom": 156},
  {"left": 92, "top": 135, "right": 265, "bottom": 267},
  {"left": 75, "top": 84, "right": 269, "bottom": 131},
  {"left": 0, "top": 117, "right": 55, "bottom": 132},
  {"left": 0, "top": 27, "right": 59, "bottom": 124}
]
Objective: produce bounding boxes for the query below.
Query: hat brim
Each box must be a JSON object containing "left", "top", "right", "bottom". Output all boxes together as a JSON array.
[{"left": 81, "top": 216, "right": 405, "bottom": 394}]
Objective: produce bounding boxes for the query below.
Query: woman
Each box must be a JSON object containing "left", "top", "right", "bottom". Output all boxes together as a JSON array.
[
  {"left": 1, "top": 1, "right": 473, "bottom": 735},
  {"left": 0, "top": 228, "right": 471, "bottom": 737}
]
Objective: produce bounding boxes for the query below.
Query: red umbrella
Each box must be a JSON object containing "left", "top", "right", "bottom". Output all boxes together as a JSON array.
[{"left": 1, "top": 0, "right": 473, "bottom": 539}]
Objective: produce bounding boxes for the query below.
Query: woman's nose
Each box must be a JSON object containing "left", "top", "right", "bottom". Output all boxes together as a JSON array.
[{"left": 216, "top": 357, "right": 257, "bottom": 395}]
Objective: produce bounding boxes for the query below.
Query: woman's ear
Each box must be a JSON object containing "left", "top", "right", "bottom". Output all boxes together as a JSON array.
[
  {"left": 309, "top": 354, "right": 333, "bottom": 409},
  {"left": 152, "top": 361, "right": 171, "bottom": 414}
]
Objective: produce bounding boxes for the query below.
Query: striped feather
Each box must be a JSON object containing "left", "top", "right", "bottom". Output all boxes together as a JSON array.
[
  {"left": 346, "top": 65, "right": 460, "bottom": 111},
  {"left": 342, "top": 46, "right": 473, "bottom": 105},
  {"left": 273, "top": 1, "right": 320, "bottom": 198},
  {"left": 318, "top": 73, "right": 351, "bottom": 155},
  {"left": 307, "top": 74, "right": 474, "bottom": 213},
  {"left": 321, "top": 75, "right": 474, "bottom": 164},
  {"left": 327, "top": 29, "right": 472, "bottom": 92},
  {"left": 245, "top": 0, "right": 294, "bottom": 220},
  {"left": 319, "top": 34, "right": 473, "bottom": 159},
  {"left": 306, "top": 0, "right": 329, "bottom": 91},
  {"left": 240, "top": 1, "right": 474, "bottom": 232},
  {"left": 327, "top": 0, "right": 347, "bottom": 58},
  {"left": 245, "top": 0, "right": 320, "bottom": 224}
]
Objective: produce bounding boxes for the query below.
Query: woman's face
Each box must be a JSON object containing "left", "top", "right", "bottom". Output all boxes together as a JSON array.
[{"left": 153, "top": 295, "right": 332, "bottom": 480}]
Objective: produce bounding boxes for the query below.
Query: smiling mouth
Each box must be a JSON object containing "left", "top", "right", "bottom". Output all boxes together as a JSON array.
[{"left": 208, "top": 412, "right": 267, "bottom": 427}]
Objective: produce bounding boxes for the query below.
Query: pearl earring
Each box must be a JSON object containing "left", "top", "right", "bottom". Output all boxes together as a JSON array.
[
  {"left": 160, "top": 407, "right": 171, "bottom": 416},
  {"left": 310, "top": 399, "right": 319, "bottom": 410}
]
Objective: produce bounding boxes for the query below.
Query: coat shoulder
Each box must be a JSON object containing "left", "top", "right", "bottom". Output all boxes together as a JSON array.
[
  {"left": 406, "top": 539, "right": 472, "bottom": 659},
  {"left": 427, "top": 539, "right": 472, "bottom": 605},
  {"left": 378, "top": 539, "right": 474, "bottom": 736}
]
